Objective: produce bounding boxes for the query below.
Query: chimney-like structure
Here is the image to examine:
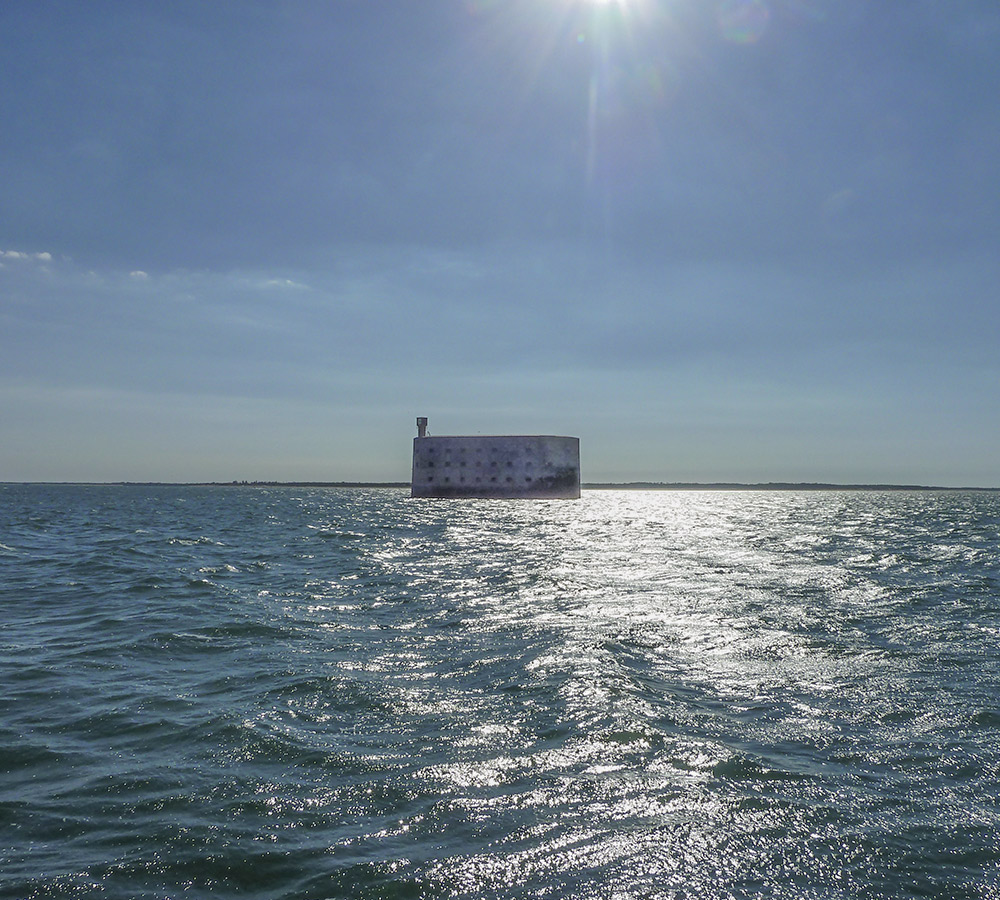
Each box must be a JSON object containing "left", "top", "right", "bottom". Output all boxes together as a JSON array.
[{"left": 416, "top": 417, "right": 428, "bottom": 438}]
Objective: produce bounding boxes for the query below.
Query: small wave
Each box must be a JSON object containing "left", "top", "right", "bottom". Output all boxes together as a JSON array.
[
  {"left": 712, "top": 752, "right": 809, "bottom": 783},
  {"left": 0, "top": 735, "right": 66, "bottom": 771},
  {"left": 167, "top": 536, "right": 225, "bottom": 546},
  {"left": 197, "top": 564, "right": 239, "bottom": 575}
]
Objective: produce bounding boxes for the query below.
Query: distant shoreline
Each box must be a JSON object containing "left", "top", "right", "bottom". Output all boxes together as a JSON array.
[
  {"left": 583, "top": 482, "right": 1000, "bottom": 491},
  {"left": 4, "top": 481, "right": 999, "bottom": 491}
]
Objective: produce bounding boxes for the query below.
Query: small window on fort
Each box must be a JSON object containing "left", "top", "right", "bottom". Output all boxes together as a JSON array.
[
  {"left": 506, "top": 476, "right": 513, "bottom": 483},
  {"left": 490, "top": 477, "right": 497, "bottom": 482},
  {"left": 427, "top": 476, "right": 434, "bottom": 482},
  {"left": 525, "top": 477, "right": 532, "bottom": 482},
  {"left": 445, "top": 477, "right": 450, "bottom": 483}
]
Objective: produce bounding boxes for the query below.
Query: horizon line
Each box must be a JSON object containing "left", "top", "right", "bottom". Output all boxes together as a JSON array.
[{"left": 3, "top": 480, "right": 999, "bottom": 491}]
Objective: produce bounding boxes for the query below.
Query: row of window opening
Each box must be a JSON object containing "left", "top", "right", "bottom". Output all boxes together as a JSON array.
[
  {"left": 426, "top": 475, "right": 531, "bottom": 484},
  {"left": 421, "top": 459, "right": 513, "bottom": 468}
]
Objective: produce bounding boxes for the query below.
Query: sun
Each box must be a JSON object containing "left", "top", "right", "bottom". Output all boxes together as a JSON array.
[
  {"left": 576, "top": 0, "right": 651, "bottom": 19},
  {"left": 541, "top": 0, "right": 647, "bottom": 18},
  {"left": 560, "top": 0, "right": 638, "bottom": 8}
]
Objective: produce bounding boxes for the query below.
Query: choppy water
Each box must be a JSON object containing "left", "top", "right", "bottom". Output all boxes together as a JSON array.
[{"left": 2, "top": 485, "right": 1000, "bottom": 899}]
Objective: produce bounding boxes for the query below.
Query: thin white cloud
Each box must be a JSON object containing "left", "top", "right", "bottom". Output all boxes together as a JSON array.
[
  {"left": 1, "top": 249, "right": 52, "bottom": 261},
  {"left": 129, "top": 270, "right": 149, "bottom": 280},
  {"left": 261, "top": 277, "right": 310, "bottom": 290}
]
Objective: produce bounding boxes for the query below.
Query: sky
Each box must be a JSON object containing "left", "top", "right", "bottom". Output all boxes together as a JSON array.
[{"left": 2, "top": 0, "right": 999, "bottom": 485}]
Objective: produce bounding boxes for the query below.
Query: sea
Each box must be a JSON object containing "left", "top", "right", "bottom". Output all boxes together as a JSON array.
[{"left": 2, "top": 484, "right": 999, "bottom": 900}]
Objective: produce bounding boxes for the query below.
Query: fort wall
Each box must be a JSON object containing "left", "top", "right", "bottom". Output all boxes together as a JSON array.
[{"left": 411, "top": 430, "right": 580, "bottom": 499}]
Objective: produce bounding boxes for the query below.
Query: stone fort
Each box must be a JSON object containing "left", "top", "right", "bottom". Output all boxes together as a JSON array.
[{"left": 410, "top": 418, "right": 580, "bottom": 499}]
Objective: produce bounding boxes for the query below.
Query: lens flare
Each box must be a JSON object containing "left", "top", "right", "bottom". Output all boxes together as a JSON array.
[{"left": 716, "top": 0, "right": 771, "bottom": 44}]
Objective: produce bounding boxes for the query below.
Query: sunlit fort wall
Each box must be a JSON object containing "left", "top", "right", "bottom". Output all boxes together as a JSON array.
[{"left": 411, "top": 418, "right": 581, "bottom": 499}]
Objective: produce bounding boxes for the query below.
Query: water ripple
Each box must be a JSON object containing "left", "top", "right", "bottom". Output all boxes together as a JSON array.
[{"left": 1, "top": 485, "right": 999, "bottom": 898}]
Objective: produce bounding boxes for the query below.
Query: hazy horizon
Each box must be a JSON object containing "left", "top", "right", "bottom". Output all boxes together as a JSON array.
[
  {"left": 3, "top": 2, "right": 998, "bottom": 486},
  {"left": 5, "top": 478, "right": 999, "bottom": 491}
]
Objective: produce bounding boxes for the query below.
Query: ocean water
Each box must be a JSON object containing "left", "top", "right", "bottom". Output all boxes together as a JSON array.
[{"left": 2, "top": 485, "right": 1000, "bottom": 900}]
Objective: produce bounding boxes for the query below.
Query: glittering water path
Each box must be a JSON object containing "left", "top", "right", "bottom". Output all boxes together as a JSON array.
[{"left": 2, "top": 485, "right": 999, "bottom": 899}]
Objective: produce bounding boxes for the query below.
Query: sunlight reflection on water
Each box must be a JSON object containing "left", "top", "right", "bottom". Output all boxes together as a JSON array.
[{"left": 360, "top": 489, "right": 1000, "bottom": 897}]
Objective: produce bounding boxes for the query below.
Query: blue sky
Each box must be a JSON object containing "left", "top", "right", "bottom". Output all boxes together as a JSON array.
[{"left": 2, "top": 0, "right": 998, "bottom": 485}]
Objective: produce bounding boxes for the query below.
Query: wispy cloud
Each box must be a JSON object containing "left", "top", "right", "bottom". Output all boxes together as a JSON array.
[
  {"left": 1, "top": 249, "right": 52, "bottom": 262},
  {"left": 261, "top": 278, "right": 310, "bottom": 290}
]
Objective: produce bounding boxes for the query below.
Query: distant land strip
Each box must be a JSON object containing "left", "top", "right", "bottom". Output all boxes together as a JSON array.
[
  {"left": 583, "top": 482, "right": 1000, "bottom": 491},
  {"left": 7, "top": 481, "right": 996, "bottom": 491},
  {"left": 170, "top": 481, "right": 1000, "bottom": 491}
]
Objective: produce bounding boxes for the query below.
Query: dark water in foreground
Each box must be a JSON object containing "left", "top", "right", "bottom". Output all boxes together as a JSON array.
[{"left": 2, "top": 485, "right": 1000, "bottom": 900}]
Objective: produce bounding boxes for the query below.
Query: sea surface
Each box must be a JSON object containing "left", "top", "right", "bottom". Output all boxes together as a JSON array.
[{"left": 2, "top": 485, "right": 1000, "bottom": 900}]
